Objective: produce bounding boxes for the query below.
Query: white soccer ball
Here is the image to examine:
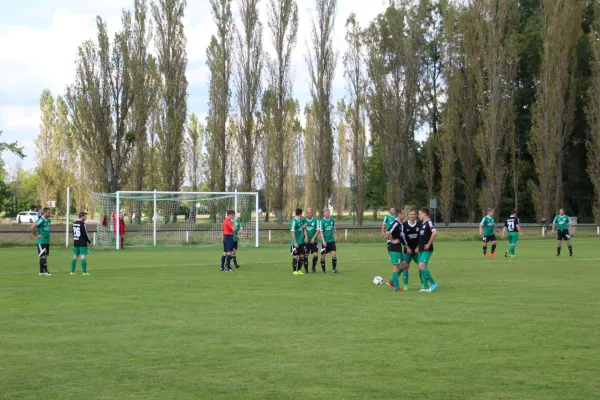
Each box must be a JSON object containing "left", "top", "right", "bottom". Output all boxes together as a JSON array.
[{"left": 373, "top": 276, "right": 384, "bottom": 285}]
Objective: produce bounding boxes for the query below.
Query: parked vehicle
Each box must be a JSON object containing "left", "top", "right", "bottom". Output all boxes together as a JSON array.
[{"left": 16, "top": 211, "right": 40, "bottom": 224}]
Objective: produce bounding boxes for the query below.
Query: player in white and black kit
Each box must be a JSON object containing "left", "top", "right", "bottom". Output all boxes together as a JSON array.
[
  {"left": 71, "top": 212, "right": 92, "bottom": 275},
  {"left": 385, "top": 207, "right": 408, "bottom": 292},
  {"left": 402, "top": 208, "right": 423, "bottom": 291}
]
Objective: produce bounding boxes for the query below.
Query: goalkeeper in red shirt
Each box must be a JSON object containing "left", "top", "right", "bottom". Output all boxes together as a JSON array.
[{"left": 117, "top": 213, "right": 126, "bottom": 249}]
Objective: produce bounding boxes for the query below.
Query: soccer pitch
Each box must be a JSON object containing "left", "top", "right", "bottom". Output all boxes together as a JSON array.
[{"left": 2, "top": 239, "right": 600, "bottom": 399}]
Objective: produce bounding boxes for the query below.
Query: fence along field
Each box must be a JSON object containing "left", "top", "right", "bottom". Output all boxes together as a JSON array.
[{"left": 1, "top": 220, "right": 599, "bottom": 247}]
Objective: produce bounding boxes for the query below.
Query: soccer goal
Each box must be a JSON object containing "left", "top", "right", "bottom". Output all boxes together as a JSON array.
[{"left": 89, "top": 191, "right": 259, "bottom": 249}]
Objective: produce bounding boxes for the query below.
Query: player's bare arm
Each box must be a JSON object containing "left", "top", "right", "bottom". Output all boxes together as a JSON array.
[
  {"left": 333, "top": 228, "right": 337, "bottom": 242},
  {"left": 292, "top": 231, "right": 299, "bottom": 248},
  {"left": 31, "top": 224, "right": 41, "bottom": 239},
  {"left": 386, "top": 230, "right": 394, "bottom": 242},
  {"left": 424, "top": 230, "right": 438, "bottom": 251},
  {"left": 569, "top": 222, "right": 573, "bottom": 236},
  {"left": 501, "top": 226, "right": 507, "bottom": 239},
  {"left": 311, "top": 231, "right": 318, "bottom": 244}
]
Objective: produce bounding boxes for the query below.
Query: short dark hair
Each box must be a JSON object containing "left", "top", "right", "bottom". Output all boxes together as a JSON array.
[
  {"left": 420, "top": 207, "right": 430, "bottom": 216},
  {"left": 42, "top": 207, "right": 51, "bottom": 213},
  {"left": 396, "top": 206, "right": 404, "bottom": 214},
  {"left": 488, "top": 208, "right": 494, "bottom": 212},
  {"left": 409, "top": 208, "right": 418, "bottom": 213},
  {"left": 511, "top": 209, "right": 517, "bottom": 215},
  {"left": 295, "top": 208, "right": 303, "bottom": 216},
  {"left": 226, "top": 210, "right": 235, "bottom": 216},
  {"left": 79, "top": 212, "right": 88, "bottom": 218}
]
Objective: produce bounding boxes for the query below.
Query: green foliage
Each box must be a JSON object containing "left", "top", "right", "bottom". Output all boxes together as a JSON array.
[
  {"left": 365, "top": 136, "right": 387, "bottom": 214},
  {"left": 0, "top": 131, "right": 25, "bottom": 159}
]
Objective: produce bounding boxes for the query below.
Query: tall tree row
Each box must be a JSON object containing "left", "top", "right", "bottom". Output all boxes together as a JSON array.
[
  {"left": 587, "top": 0, "right": 600, "bottom": 224},
  {"left": 306, "top": 0, "right": 337, "bottom": 214},
  {"left": 265, "top": 0, "right": 298, "bottom": 222},
  {"left": 206, "top": 0, "right": 234, "bottom": 192},
  {"left": 153, "top": 0, "right": 188, "bottom": 192},
  {"left": 334, "top": 100, "right": 349, "bottom": 218},
  {"left": 472, "top": 0, "right": 518, "bottom": 215},
  {"left": 130, "top": 0, "right": 156, "bottom": 195},
  {"left": 343, "top": 14, "right": 367, "bottom": 225},
  {"left": 365, "top": 3, "right": 421, "bottom": 207},
  {"left": 235, "top": 0, "right": 263, "bottom": 191},
  {"left": 437, "top": 1, "right": 459, "bottom": 225},
  {"left": 529, "top": 0, "right": 585, "bottom": 221},
  {"left": 65, "top": 14, "right": 134, "bottom": 193},
  {"left": 26, "top": 0, "right": 600, "bottom": 223}
]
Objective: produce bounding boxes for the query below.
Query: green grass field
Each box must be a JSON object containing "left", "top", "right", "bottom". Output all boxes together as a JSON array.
[{"left": 2, "top": 238, "right": 600, "bottom": 399}]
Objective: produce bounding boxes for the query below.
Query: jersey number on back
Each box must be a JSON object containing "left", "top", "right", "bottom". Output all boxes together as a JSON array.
[{"left": 73, "top": 226, "right": 81, "bottom": 239}]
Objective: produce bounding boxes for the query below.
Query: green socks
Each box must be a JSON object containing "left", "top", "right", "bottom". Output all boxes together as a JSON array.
[
  {"left": 418, "top": 269, "right": 424, "bottom": 288},
  {"left": 508, "top": 245, "right": 515, "bottom": 255},
  {"left": 391, "top": 271, "right": 400, "bottom": 290},
  {"left": 71, "top": 259, "right": 88, "bottom": 273},
  {"left": 402, "top": 269, "right": 409, "bottom": 285},
  {"left": 422, "top": 268, "right": 436, "bottom": 285}
]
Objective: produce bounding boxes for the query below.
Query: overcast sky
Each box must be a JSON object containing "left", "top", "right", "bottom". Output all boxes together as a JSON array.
[{"left": 0, "top": 0, "right": 395, "bottom": 171}]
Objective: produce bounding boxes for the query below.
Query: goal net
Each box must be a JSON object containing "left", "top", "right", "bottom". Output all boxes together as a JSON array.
[{"left": 88, "top": 191, "right": 259, "bottom": 249}]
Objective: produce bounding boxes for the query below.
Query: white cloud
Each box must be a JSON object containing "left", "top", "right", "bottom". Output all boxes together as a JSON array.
[{"left": 0, "top": 105, "right": 39, "bottom": 131}]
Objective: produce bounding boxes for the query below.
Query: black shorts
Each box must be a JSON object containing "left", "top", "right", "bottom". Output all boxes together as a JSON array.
[
  {"left": 321, "top": 241, "right": 337, "bottom": 254},
  {"left": 223, "top": 236, "right": 234, "bottom": 252},
  {"left": 483, "top": 235, "right": 497, "bottom": 243},
  {"left": 233, "top": 241, "right": 238, "bottom": 250},
  {"left": 36, "top": 243, "right": 50, "bottom": 257},
  {"left": 305, "top": 242, "right": 319, "bottom": 254},
  {"left": 291, "top": 245, "right": 306, "bottom": 256},
  {"left": 557, "top": 229, "right": 571, "bottom": 241}
]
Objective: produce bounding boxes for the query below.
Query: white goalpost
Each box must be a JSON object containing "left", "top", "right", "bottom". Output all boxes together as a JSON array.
[{"left": 89, "top": 190, "right": 260, "bottom": 250}]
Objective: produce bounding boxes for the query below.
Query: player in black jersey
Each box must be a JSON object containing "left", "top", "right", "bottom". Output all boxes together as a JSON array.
[
  {"left": 402, "top": 208, "right": 423, "bottom": 290},
  {"left": 418, "top": 208, "right": 438, "bottom": 292},
  {"left": 71, "top": 212, "right": 92, "bottom": 275},
  {"left": 501, "top": 210, "right": 522, "bottom": 257},
  {"left": 385, "top": 207, "right": 407, "bottom": 292}
]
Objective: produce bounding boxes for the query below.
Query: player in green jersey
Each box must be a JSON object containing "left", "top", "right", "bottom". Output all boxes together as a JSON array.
[
  {"left": 382, "top": 207, "right": 396, "bottom": 244},
  {"left": 302, "top": 208, "right": 321, "bottom": 273},
  {"left": 552, "top": 208, "right": 573, "bottom": 256},
  {"left": 232, "top": 216, "right": 243, "bottom": 268},
  {"left": 31, "top": 207, "right": 52, "bottom": 276},
  {"left": 290, "top": 208, "right": 308, "bottom": 275},
  {"left": 479, "top": 208, "right": 498, "bottom": 258},
  {"left": 319, "top": 208, "right": 339, "bottom": 273},
  {"left": 501, "top": 210, "right": 522, "bottom": 257}
]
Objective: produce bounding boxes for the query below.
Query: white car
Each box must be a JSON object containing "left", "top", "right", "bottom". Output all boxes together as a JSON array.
[{"left": 16, "top": 211, "right": 40, "bottom": 224}]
